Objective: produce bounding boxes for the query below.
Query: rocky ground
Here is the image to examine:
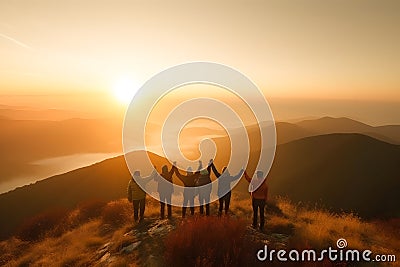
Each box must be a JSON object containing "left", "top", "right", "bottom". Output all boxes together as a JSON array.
[{"left": 93, "top": 214, "right": 292, "bottom": 267}]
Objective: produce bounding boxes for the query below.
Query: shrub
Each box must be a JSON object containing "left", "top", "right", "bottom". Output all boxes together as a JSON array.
[
  {"left": 77, "top": 199, "right": 107, "bottom": 223},
  {"left": 164, "top": 216, "right": 261, "bottom": 267},
  {"left": 16, "top": 208, "right": 69, "bottom": 242},
  {"left": 101, "top": 200, "right": 131, "bottom": 227}
]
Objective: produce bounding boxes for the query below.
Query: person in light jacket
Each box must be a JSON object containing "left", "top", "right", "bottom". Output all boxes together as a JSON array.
[{"left": 127, "top": 170, "right": 155, "bottom": 223}]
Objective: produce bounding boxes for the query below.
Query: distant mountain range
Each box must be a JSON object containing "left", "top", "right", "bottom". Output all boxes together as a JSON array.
[
  {"left": 294, "top": 117, "right": 400, "bottom": 145},
  {"left": 0, "top": 129, "right": 399, "bottom": 239},
  {"left": 2, "top": 115, "right": 399, "bottom": 185}
]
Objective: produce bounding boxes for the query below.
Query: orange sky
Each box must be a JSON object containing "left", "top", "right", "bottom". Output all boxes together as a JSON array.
[{"left": 0, "top": 1, "right": 399, "bottom": 120}]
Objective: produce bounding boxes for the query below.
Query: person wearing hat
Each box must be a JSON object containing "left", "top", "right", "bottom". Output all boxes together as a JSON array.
[
  {"left": 244, "top": 170, "right": 268, "bottom": 231},
  {"left": 174, "top": 163, "right": 201, "bottom": 218},
  {"left": 127, "top": 169, "right": 156, "bottom": 223},
  {"left": 210, "top": 160, "right": 244, "bottom": 215},
  {"left": 195, "top": 160, "right": 213, "bottom": 216}
]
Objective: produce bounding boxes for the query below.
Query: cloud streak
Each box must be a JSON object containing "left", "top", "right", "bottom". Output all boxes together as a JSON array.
[{"left": 0, "top": 33, "right": 33, "bottom": 50}]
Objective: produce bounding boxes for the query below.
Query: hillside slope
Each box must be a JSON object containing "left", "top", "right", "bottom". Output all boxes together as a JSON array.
[
  {"left": 1, "top": 134, "right": 399, "bottom": 239},
  {"left": 267, "top": 133, "right": 400, "bottom": 218},
  {"left": 1, "top": 196, "right": 398, "bottom": 267},
  {"left": 0, "top": 151, "right": 167, "bottom": 239}
]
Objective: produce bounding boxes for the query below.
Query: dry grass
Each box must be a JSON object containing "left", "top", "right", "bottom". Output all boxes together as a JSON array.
[
  {"left": 1, "top": 198, "right": 162, "bottom": 266},
  {"left": 76, "top": 199, "right": 107, "bottom": 223},
  {"left": 6, "top": 220, "right": 104, "bottom": 266},
  {"left": 15, "top": 207, "right": 70, "bottom": 241},
  {"left": 164, "top": 216, "right": 260, "bottom": 267},
  {"left": 1, "top": 194, "right": 398, "bottom": 266},
  {"left": 101, "top": 200, "right": 132, "bottom": 227},
  {"left": 275, "top": 197, "right": 400, "bottom": 262}
]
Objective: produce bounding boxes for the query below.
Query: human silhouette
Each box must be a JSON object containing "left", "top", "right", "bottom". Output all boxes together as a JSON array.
[
  {"left": 127, "top": 170, "right": 156, "bottom": 223},
  {"left": 210, "top": 160, "right": 244, "bottom": 215},
  {"left": 154, "top": 165, "right": 176, "bottom": 219},
  {"left": 195, "top": 160, "right": 213, "bottom": 216},
  {"left": 174, "top": 162, "right": 201, "bottom": 218},
  {"left": 244, "top": 170, "right": 268, "bottom": 231}
]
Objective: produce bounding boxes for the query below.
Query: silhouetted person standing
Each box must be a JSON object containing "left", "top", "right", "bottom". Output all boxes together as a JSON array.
[
  {"left": 127, "top": 170, "right": 155, "bottom": 223},
  {"left": 174, "top": 163, "right": 201, "bottom": 218},
  {"left": 244, "top": 170, "right": 268, "bottom": 231},
  {"left": 196, "top": 160, "right": 213, "bottom": 216},
  {"left": 154, "top": 165, "right": 176, "bottom": 219},
  {"left": 210, "top": 161, "right": 244, "bottom": 215}
]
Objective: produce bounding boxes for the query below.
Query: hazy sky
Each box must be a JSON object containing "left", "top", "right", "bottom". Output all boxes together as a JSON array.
[{"left": 0, "top": 1, "right": 399, "bottom": 116}]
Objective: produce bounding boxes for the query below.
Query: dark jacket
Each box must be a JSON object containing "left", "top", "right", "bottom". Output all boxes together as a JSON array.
[
  {"left": 211, "top": 164, "right": 243, "bottom": 197},
  {"left": 195, "top": 164, "right": 212, "bottom": 186},
  {"left": 195, "top": 165, "right": 212, "bottom": 195},
  {"left": 154, "top": 166, "right": 175, "bottom": 195}
]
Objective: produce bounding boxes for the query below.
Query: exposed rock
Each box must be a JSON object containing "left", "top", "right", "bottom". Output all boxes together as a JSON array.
[
  {"left": 147, "top": 220, "right": 174, "bottom": 236},
  {"left": 99, "top": 252, "right": 110, "bottom": 263},
  {"left": 120, "top": 241, "right": 141, "bottom": 254},
  {"left": 94, "top": 242, "right": 112, "bottom": 261},
  {"left": 123, "top": 230, "right": 135, "bottom": 237}
]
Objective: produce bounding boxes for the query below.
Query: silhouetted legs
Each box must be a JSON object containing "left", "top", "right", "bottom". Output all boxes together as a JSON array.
[
  {"left": 218, "top": 191, "right": 232, "bottom": 215},
  {"left": 159, "top": 194, "right": 172, "bottom": 219},
  {"left": 182, "top": 191, "right": 195, "bottom": 218},
  {"left": 133, "top": 198, "right": 145, "bottom": 222},
  {"left": 199, "top": 204, "right": 210, "bottom": 216},
  {"left": 252, "top": 198, "right": 265, "bottom": 230},
  {"left": 199, "top": 192, "right": 210, "bottom": 216},
  {"left": 182, "top": 206, "right": 195, "bottom": 217},
  {"left": 160, "top": 203, "right": 172, "bottom": 219}
]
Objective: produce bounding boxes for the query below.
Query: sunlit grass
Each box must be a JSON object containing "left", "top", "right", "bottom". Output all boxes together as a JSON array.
[{"left": 0, "top": 194, "right": 398, "bottom": 266}]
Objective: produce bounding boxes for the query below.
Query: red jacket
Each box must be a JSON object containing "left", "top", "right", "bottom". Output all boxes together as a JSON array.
[{"left": 245, "top": 172, "right": 268, "bottom": 200}]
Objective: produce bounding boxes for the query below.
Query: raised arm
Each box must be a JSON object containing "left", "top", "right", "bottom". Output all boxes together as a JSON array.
[
  {"left": 197, "top": 160, "right": 203, "bottom": 172},
  {"left": 206, "top": 159, "right": 218, "bottom": 177},
  {"left": 244, "top": 171, "right": 252, "bottom": 183},
  {"left": 231, "top": 168, "right": 244, "bottom": 181},
  {"left": 207, "top": 165, "right": 212, "bottom": 174},
  {"left": 168, "top": 163, "right": 176, "bottom": 176},
  {"left": 210, "top": 162, "right": 221, "bottom": 178},
  {"left": 173, "top": 166, "right": 186, "bottom": 182},
  {"left": 142, "top": 169, "right": 157, "bottom": 184}
]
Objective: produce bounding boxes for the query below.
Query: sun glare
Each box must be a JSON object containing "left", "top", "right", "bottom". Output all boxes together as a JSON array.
[{"left": 112, "top": 77, "right": 140, "bottom": 104}]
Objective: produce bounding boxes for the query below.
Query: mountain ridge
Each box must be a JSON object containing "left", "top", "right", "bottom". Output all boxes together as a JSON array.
[{"left": 1, "top": 133, "right": 399, "bottom": 240}]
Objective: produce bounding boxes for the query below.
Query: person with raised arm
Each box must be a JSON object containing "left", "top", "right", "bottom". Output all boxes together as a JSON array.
[
  {"left": 127, "top": 169, "right": 157, "bottom": 223},
  {"left": 210, "top": 160, "right": 244, "bottom": 215},
  {"left": 244, "top": 170, "right": 268, "bottom": 231},
  {"left": 154, "top": 164, "right": 177, "bottom": 219},
  {"left": 174, "top": 161, "right": 201, "bottom": 218}
]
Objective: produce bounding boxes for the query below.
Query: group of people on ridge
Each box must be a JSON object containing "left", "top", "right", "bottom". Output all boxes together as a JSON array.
[{"left": 127, "top": 159, "right": 269, "bottom": 231}]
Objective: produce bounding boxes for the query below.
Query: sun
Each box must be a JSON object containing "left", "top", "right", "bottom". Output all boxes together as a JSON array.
[{"left": 112, "top": 76, "right": 140, "bottom": 104}]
